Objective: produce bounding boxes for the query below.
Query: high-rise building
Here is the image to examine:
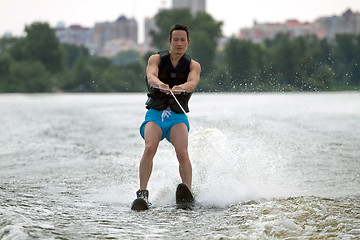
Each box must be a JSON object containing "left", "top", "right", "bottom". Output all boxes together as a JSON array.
[
  {"left": 55, "top": 15, "right": 138, "bottom": 56},
  {"left": 92, "top": 16, "right": 138, "bottom": 55},
  {"left": 239, "top": 9, "right": 360, "bottom": 43},
  {"left": 240, "top": 20, "right": 314, "bottom": 43},
  {"left": 172, "top": 0, "right": 206, "bottom": 14},
  {"left": 314, "top": 9, "right": 360, "bottom": 41},
  {"left": 144, "top": 17, "right": 159, "bottom": 52},
  {"left": 55, "top": 25, "right": 92, "bottom": 47}
]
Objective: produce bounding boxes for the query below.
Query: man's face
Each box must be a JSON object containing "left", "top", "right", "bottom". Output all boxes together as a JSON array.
[{"left": 169, "top": 30, "right": 190, "bottom": 55}]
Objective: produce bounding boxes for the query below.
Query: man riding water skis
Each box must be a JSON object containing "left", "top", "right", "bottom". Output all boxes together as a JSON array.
[{"left": 132, "top": 24, "right": 201, "bottom": 208}]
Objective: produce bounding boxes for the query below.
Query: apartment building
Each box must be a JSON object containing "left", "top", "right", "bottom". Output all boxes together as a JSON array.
[
  {"left": 55, "top": 15, "right": 137, "bottom": 56},
  {"left": 240, "top": 9, "right": 360, "bottom": 42}
]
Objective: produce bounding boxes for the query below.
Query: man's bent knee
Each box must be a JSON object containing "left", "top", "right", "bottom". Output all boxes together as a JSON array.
[
  {"left": 175, "top": 147, "right": 189, "bottom": 162},
  {"left": 143, "top": 142, "right": 158, "bottom": 156}
]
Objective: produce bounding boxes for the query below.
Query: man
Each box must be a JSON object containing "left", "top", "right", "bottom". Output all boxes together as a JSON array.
[{"left": 132, "top": 24, "right": 201, "bottom": 208}]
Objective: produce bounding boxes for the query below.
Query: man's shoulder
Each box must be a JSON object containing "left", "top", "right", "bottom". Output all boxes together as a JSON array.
[
  {"left": 190, "top": 59, "right": 200, "bottom": 65},
  {"left": 190, "top": 59, "right": 201, "bottom": 70},
  {"left": 150, "top": 53, "right": 161, "bottom": 58},
  {"left": 148, "top": 54, "right": 161, "bottom": 64}
]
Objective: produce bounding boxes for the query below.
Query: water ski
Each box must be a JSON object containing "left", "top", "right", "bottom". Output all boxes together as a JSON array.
[
  {"left": 131, "top": 190, "right": 150, "bottom": 210},
  {"left": 176, "top": 183, "right": 194, "bottom": 209},
  {"left": 131, "top": 198, "right": 149, "bottom": 210}
]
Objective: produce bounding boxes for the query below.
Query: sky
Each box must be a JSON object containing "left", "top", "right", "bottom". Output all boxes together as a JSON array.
[{"left": 1, "top": 0, "right": 360, "bottom": 43}]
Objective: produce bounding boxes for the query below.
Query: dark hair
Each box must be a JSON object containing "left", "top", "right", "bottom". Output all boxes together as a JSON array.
[{"left": 169, "top": 24, "right": 190, "bottom": 41}]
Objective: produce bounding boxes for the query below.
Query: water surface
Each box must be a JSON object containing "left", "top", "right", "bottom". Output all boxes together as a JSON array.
[{"left": 1, "top": 92, "right": 359, "bottom": 239}]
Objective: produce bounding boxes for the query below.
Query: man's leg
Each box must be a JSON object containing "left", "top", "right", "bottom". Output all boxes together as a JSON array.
[
  {"left": 139, "top": 122, "right": 162, "bottom": 190},
  {"left": 169, "top": 123, "right": 192, "bottom": 189}
]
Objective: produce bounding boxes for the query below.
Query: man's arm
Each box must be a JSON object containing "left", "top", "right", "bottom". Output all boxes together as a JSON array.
[
  {"left": 172, "top": 60, "right": 201, "bottom": 93},
  {"left": 146, "top": 54, "right": 170, "bottom": 91}
]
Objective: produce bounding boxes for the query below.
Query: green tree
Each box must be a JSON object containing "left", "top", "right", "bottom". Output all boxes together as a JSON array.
[
  {"left": 309, "top": 64, "right": 334, "bottom": 90},
  {"left": 24, "top": 22, "right": 64, "bottom": 73},
  {"left": 188, "top": 12, "right": 222, "bottom": 76},
  {"left": 353, "top": 34, "right": 360, "bottom": 86},
  {"left": 8, "top": 61, "right": 51, "bottom": 92},
  {"left": 223, "top": 38, "right": 267, "bottom": 91},
  {"left": 265, "top": 33, "right": 299, "bottom": 86},
  {"left": 332, "top": 34, "right": 360, "bottom": 86},
  {"left": 112, "top": 50, "right": 140, "bottom": 65},
  {"left": 60, "top": 54, "right": 92, "bottom": 91},
  {"left": 189, "top": 31, "right": 214, "bottom": 74},
  {"left": 72, "top": 54, "right": 93, "bottom": 91},
  {"left": 0, "top": 37, "right": 18, "bottom": 55},
  {"left": 0, "top": 54, "right": 11, "bottom": 78},
  {"left": 318, "top": 38, "right": 332, "bottom": 65},
  {"left": 62, "top": 44, "right": 89, "bottom": 70},
  {"left": 0, "top": 54, "right": 12, "bottom": 92},
  {"left": 8, "top": 38, "right": 28, "bottom": 61},
  {"left": 99, "top": 61, "right": 145, "bottom": 92},
  {"left": 263, "top": 33, "right": 330, "bottom": 91}
]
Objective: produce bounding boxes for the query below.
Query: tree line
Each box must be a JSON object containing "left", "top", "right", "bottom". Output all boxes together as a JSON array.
[{"left": 0, "top": 9, "right": 359, "bottom": 93}]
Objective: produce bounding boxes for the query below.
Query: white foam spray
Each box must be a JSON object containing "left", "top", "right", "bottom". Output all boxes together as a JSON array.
[{"left": 189, "top": 128, "right": 260, "bottom": 208}]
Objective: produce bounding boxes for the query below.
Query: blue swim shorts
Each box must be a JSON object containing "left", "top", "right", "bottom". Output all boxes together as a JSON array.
[{"left": 140, "top": 108, "right": 190, "bottom": 142}]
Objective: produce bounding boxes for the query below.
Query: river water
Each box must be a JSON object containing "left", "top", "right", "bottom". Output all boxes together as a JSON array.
[{"left": 0, "top": 92, "right": 359, "bottom": 239}]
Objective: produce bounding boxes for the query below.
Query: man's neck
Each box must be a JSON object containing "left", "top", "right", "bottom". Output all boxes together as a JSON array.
[{"left": 169, "top": 51, "right": 183, "bottom": 62}]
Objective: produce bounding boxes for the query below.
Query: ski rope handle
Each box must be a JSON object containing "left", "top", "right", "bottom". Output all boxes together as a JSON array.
[
  {"left": 149, "top": 85, "right": 188, "bottom": 115},
  {"left": 150, "top": 85, "right": 197, "bottom": 130}
]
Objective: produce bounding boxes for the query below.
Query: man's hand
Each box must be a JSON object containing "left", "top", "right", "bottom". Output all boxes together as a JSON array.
[
  {"left": 172, "top": 85, "right": 187, "bottom": 94},
  {"left": 157, "top": 83, "right": 171, "bottom": 94}
]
